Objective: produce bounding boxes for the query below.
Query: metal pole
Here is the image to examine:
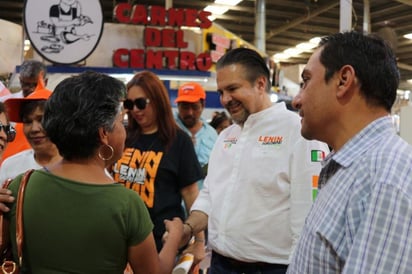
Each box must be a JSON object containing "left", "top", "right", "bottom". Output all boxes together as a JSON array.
[
  {"left": 254, "top": 0, "right": 266, "bottom": 52},
  {"left": 340, "top": 0, "right": 352, "bottom": 32},
  {"left": 363, "top": 0, "right": 371, "bottom": 33}
]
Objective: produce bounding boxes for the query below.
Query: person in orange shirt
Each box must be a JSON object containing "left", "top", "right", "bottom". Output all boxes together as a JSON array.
[{"left": 0, "top": 60, "right": 48, "bottom": 164}]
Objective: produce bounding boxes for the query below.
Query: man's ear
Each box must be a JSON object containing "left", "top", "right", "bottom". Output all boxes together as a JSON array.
[
  {"left": 336, "top": 65, "right": 356, "bottom": 97},
  {"left": 256, "top": 75, "right": 268, "bottom": 93}
]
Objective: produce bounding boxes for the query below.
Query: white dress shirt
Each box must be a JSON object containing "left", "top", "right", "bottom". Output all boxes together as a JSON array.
[{"left": 191, "top": 102, "right": 329, "bottom": 264}]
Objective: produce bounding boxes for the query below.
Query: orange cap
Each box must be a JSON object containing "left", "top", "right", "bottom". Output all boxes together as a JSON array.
[
  {"left": 175, "top": 82, "right": 206, "bottom": 103},
  {"left": 4, "top": 73, "right": 52, "bottom": 122}
]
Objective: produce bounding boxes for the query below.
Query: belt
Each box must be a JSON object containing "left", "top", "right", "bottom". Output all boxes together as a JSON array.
[{"left": 212, "top": 251, "right": 288, "bottom": 270}]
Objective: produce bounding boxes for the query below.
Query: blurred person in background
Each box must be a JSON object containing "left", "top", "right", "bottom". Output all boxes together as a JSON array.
[
  {"left": 0, "top": 81, "right": 11, "bottom": 97},
  {"left": 0, "top": 60, "right": 48, "bottom": 164},
  {"left": 174, "top": 82, "right": 217, "bottom": 188},
  {"left": 4, "top": 71, "right": 183, "bottom": 273},
  {"left": 0, "top": 86, "right": 62, "bottom": 184},
  {"left": 111, "top": 71, "right": 206, "bottom": 266},
  {"left": 209, "top": 111, "right": 232, "bottom": 135},
  {"left": 0, "top": 102, "right": 16, "bottom": 160}
]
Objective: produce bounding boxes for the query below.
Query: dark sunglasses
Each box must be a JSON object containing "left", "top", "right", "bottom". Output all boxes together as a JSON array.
[
  {"left": 0, "top": 122, "right": 16, "bottom": 142},
  {"left": 123, "top": 98, "right": 150, "bottom": 110}
]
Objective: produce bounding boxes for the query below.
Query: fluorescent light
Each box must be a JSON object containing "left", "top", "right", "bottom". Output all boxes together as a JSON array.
[
  {"left": 284, "top": 48, "right": 304, "bottom": 56},
  {"left": 271, "top": 36, "right": 322, "bottom": 62},
  {"left": 407, "top": 79, "right": 412, "bottom": 84},
  {"left": 204, "top": 5, "right": 229, "bottom": 15},
  {"left": 24, "top": 39, "right": 31, "bottom": 51},
  {"left": 110, "top": 74, "right": 209, "bottom": 83},
  {"left": 274, "top": 53, "right": 290, "bottom": 59},
  {"left": 215, "top": 0, "right": 242, "bottom": 5},
  {"left": 296, "top": 42, "right": 317, "bottom": 51},
  {"left": 309, "top": 37, "right": 321, "bottom": 44},
  {"left": 404, "top": 90, "right": 410, "bottom": 100},
  {"left": 403, "top": 33, "right": 412, "bottom": 40}
]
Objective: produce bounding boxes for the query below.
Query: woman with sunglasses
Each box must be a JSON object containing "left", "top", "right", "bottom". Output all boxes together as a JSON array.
[
  {"left": 111, "top": 71, "right": 206, "bottom": 261},
  {"left": 0, "top": 102, "right": 16, "bottom": 161}
]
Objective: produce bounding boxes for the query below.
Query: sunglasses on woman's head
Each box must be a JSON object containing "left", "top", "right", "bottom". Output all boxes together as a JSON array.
[
  {"left": 0, "top": 122, "right": 16, "bottom": 142},
  {"left": 123, "top": 98, "right": 150, "bottom": 110}
]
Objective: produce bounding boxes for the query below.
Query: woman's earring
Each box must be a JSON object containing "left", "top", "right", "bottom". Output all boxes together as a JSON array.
[{"left": 98, "top": 144, "right": 114, "bottom": 161}]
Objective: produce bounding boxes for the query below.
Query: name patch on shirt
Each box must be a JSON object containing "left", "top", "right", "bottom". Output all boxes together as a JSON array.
[
  {"left": 258, "top": 135, "right": 283, "bottom": 145},
  {"left": 223, "top": 137, "right": 237, "bottom": 149}
]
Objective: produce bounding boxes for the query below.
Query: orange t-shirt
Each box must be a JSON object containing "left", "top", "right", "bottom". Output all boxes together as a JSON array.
[{"left": 0, "top": 123, "right": 31, "bottom": 164}]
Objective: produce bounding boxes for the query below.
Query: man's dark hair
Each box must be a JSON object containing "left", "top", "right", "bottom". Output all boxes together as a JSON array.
[
  {"left": 216, "top": 47, "right": 271, "bottom": 93},
  {"left": 19, "top": 59, "right": 47, "bottom": 79},
  {"left": 319, "top": 31, "right": 399, "bottom": 112}
]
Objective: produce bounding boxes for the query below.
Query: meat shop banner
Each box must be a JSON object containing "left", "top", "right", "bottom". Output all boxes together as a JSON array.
[
  {"left": 24, "top": 0, "right": 104, "bottom": 64},
  {"left": 112, "top": 4, "right": 216, "bottom": 71}
]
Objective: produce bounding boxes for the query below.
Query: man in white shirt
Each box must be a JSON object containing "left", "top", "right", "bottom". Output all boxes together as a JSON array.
[{"left": 177, "top": 48, "right": 329, "bottom": 274}]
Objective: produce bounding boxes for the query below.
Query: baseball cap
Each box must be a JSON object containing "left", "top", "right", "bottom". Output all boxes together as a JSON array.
[
  {"left": 175, "top": 82, "right": 206, "bottom": 103},
  {"left": 4, "top": 76, "right": 52, "bottom": 122}
]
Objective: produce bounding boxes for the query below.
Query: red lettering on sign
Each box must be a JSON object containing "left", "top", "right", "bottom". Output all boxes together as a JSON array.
[
  {"left": 113, "top": 48, "right": 129, "bottom": 68},
  {"left": 131, "top": 5, "right": 148, "bottom": 25},
  {"left": 146, "top": 50, "right": 163, "bottom": 69},
  {"left": 150, "top": 6, "right": 166, "bottom": 26},
  {"left": 113, "top": 49, "right": 212, "bottom": 71},
  {"left": 113, "top": 5, "right": 212, "bottom": 28},
  {"left": 145, "top": 28, "right": 161, "bottom": 47},
  {"left": 168, "top": 8, "right": 185, "bottom": 27},
  {"left": 130, "top": 49, "right": 145, "bottom": 68},
  {"left": 114, "top": 3, "right": 132, "bottom": 24}
]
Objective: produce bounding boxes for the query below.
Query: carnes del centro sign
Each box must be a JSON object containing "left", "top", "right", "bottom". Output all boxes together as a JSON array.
[{"left": 112, "top": 4, "right": 214, "bottom": 72}]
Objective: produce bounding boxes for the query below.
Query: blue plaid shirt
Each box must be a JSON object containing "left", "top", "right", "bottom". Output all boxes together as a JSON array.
[{"left": 288, "top": 116, "right": 412, "bottom": 274}]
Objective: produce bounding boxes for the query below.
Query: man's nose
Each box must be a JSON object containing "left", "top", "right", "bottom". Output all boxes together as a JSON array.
[{"left": 292, "top": 92, "right": 301, "bottom": 110}]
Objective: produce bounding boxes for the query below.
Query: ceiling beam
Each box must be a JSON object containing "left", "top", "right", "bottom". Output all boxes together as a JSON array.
[
  {"left": 395, "top": 0, "right": 412, "bottom": 7},
  {"left": 398, "top": 62, "right": 412, "bottom": 71},
  {"left": 266, "top": 1, "right": 339, "bottom": 39}
]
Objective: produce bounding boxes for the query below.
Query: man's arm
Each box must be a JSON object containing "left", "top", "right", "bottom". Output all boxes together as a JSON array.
[
  {"left": 181, "top": 183, "right": 207, "bottom": 264},
  {"left": 289, "top": 138, "right": 329, "bottom": 258}
]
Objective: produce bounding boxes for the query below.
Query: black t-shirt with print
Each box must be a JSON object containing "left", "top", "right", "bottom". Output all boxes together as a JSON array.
[{"left": 112, "top": 129, "right": 202, "bottom": 251}]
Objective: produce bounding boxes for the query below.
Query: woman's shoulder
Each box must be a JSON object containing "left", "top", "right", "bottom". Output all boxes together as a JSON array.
[{"left": 175, "top": 128, "right": 192, "bottom": 141}]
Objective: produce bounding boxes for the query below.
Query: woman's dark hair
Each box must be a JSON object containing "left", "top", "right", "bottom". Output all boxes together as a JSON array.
[
  {"left": 216, "top": 47, "right": 271, "bottom": 93},
  {"left": 209, "top": 111, "right": 230, "bottom": 129},
  {"left": 20, "top": 100, "right": 47, "bottom": 122},
  {"left": 319, "top": 31, "right": 400, "bottom": 112},
  {"left": 43, "top": 71, "right": 126, "bottom": 160},
  {"left": 125, "top": 71, "right": 177, "bottom": 149}
]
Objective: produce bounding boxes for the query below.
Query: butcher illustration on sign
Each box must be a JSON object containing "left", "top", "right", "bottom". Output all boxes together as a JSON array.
[{"left": 34, "top": 0, "right": 93, "bottom": 53}]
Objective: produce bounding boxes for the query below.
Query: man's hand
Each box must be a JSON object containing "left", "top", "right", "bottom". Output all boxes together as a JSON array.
[
  {"left": 183, "top": 239, "right": 206, "bottom": 266},
  {"left": 0, "top": 188, "right": 14, "bottom": 212}
]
